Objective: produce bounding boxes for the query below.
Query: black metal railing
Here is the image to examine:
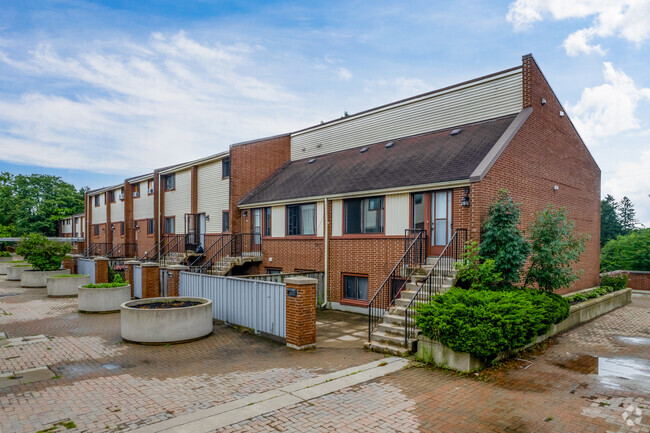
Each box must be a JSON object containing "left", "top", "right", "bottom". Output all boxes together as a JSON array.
[
  {"left": 403, "top": 229, "right": 468, "bottom": 346},
  {"left": 84, "top": 243, "right": 111, "bottom": 257},
  {"left": 106, "top": 243, "right": 138, "bottom": 258},
  {"left": 190, "top": 233, "right": 262, "bottom": 274},
  {"left": 368, "top": 230, "right": 427, "bottom": 341}
]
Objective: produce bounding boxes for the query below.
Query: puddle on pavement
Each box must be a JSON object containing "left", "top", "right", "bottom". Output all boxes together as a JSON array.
[
  {"left": 57, "top": 362, "right": 125, "bottom": 378},
  {"left": 555, "top": 355, "right": 650, "bottom": 393},
  {"left": 614, "top": 336, "right": 650, "bottom": 346}
]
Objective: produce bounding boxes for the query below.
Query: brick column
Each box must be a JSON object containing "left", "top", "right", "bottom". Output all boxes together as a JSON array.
[
  {"left": 141, "top": 262, "right": 160, "bottom": 298},
  {"left": 125, "top": 260, "right": 140, "bottom": 297},
  {"left": 166, "top": 265, "right": 188, "bottom": 297},
  {"left": 62, "top": 254, "right": 77, "bottom": 274},
  {"left": 285, "top": 277, "right": 317, "bottom": 350},
  {"left": 94, "top": 257, "right": 109, "bottom": 284}
]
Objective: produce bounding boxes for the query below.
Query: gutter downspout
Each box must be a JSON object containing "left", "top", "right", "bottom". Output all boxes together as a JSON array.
[
  {"left": 157, "top": 172, "right": 161, "bottom": 262},
  {"left": 321, "top": 197, "right": 329, "bottom": 308}
]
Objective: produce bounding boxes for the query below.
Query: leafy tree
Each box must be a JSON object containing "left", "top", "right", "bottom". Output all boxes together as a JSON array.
[
  {"left": 480, "top": 190, "right": 530, "bottom": 284},
  {"left": 455, "top": 241, "right": 502, "bottom": 290},
  {"left": 0, "top": 173, "right": 85, "bottom": 236},
  {"left": 618, "top": 196, "right": 639, "bottom": 234},
  {"left": 600, "top": 194, "right": 623, "bottom": 246},
  {"left": 16, "top": 233, "right": 71, "bottom": 271},
  {"left": 525, "top": 206, "right": 587, "bottom": 293},
  {"left": 600, "top": 228, "right": 650, "bottom": 272}
]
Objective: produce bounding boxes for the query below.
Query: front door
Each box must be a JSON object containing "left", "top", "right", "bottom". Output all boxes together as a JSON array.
[
  {"left": 430, "top": 190, "right": 452, "bottom": 256},
  {"left": 199, "top": 214, "right": 206, "bottom": 248},
  {"left": 252, "top": 209, "right": 262, "bottom": 245}
]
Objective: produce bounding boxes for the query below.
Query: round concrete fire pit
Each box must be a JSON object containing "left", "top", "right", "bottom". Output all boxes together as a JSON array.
[
  {"left": 78, "top": 284, "right": 131, "bottom": 313},
  {"left": 7, "top": 265, "right": 33, "bottom": 281},
  {"left": 120, "top": 297, "right": 213, "bottom": 344},
  {"left": 22, "top": 269, "right": 70, "bottom": 288},
  {"left": 47, "top": 274, "right": 91, "bottom": 297}
]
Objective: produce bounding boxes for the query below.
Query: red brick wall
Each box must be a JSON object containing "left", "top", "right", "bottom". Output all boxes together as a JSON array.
[
  {"left": 471, "top": 55, "right": 601, "bottom": 293},
  {"left": 230, "top": 135, "right": 291, "bottom": 234},
  {"left": 626, "top": 272, "right": 650, "bottom": 291}
]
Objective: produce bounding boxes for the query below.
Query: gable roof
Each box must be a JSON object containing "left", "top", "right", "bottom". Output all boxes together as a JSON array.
[{"left": 239, "top": 114, "right": 519, "bottom": 206}]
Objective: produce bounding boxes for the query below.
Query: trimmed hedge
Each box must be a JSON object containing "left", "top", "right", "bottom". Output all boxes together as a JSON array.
[
  {"left": 82, "top": 282, "right": 129, "bottom": 289},
  {"left": 415, "top": 288, "right": 569, "bottom": 358}
]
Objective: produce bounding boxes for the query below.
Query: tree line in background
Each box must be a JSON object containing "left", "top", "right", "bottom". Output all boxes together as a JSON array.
[
  {"left": 0, "top": 173, "right": 87, "bottom": 237},
  {"left": 600, "top": 194, "right": 648, "bottom": 272}
]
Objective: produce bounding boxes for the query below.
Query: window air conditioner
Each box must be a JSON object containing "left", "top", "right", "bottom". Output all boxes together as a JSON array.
[
  {"left": 118, "top": 193, "right": 125, "bottom": 200},
  {"left": 148, "top": 188, "right": 154, "bottom": 195}
]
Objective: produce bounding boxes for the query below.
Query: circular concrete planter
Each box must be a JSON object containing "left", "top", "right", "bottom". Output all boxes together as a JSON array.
[
  {"left": 0, "top": 261, "right": 25, "bottom": 275},
  {"left": 21, "top": 269, "right": 70, "bottom": 288},
  {"left": 78, "top": 284, "right": 131, "bottom": 313},
  {"left": 120, "top": 297, "right": 213, "bottom": 344},
  {"left": 7, "top": 265, "right": 33, "bottom": 281},
  {"left": 47, "top": 275, "right": 90, "bottom": 297},
  {"left": 0, "top": 257, "right": 14, "bottom": 263}
]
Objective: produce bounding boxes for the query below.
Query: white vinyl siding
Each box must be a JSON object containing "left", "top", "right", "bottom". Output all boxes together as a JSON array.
[
  {"left": 75, "top": 217, "right": 84, "bottom": 235},
  {"left": 197, "top": 160, "right": 229, "bottom": 233},
  {"left": 271, "top": 206, "right": 285, "bottom": 237},
  {"left": 291, "top": 70, "right": 522, "bottom": 160},
  {"left": 110, "top": 188, "right": 124, "bottom": 223},
  {"left": 92, "top": 194, "right": 107, "bottom": 224},
  {"left": 164, "top": 169, "right": 192, "bottom": 234},
  {"left": 385, "top": 193, "right": 410, "bottom": 236},
  {"left": 133, "top": 184, "right": 154, "bottom": 220},
  {"left": 331, "top": 200, "right": 343, "bottom": 236},
  {"left": 61, "top": 220, "right": 72, "bottom": 234}
]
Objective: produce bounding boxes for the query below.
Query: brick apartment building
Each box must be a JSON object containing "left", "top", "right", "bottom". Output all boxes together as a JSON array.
[{"left": 73, "top": 54, "right": 600, "bottom": 309}]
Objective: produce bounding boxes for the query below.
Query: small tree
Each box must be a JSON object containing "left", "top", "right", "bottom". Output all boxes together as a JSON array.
[
  {"left": 16, "top": 233, "right": 71, "bottom": 271},
  {"left": 480, "top": 190, "right": 530, "bottom": 285},
  {"left": 525, "top": 206, "right": 587, "bottom": 293},
  {"left": 600, "top": 194, "right": 623, "bottom": 246},
  {"left": 455, "top": 241, "right": 502, "bottom": 290},
  {"left": 618, "top": 196, "right": 639, "bottom": 234}
]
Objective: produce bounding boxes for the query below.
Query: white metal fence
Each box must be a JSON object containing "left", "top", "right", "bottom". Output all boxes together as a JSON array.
[
  {"left": 77, "top": 258, "right": 95, "bottom": 284},
  {"left": 238, "top": 271, "right": 325, "bottom": 305},
  {"left": 133, "top": 266, "right": 142, "bottom": 298},
  {"left": 179, "top": 272, "right": 286, "bottom": 339}
]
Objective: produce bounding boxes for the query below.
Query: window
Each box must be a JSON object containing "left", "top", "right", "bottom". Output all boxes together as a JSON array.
[
  {"left": 120, "top": 187, "right": 124, "bottom": 199},
  {"left": 94, "top": 195, "right": 100, "bottom": 207},
  {"left": 133, "top": 183, "right": 140, "bottom": 198},
  {"left": 343, "top": 275, "right": 368, "bottom": 301},
  {"left": 263, "top": 207, "right": 271, "bottom": 237},
  {"left": 412, "top": 193, "right": 425, "bottom": 230},
  {"left": 266, "top": 267, "right": 282, "bottom": 274},
  {"left": 108, "top": 190, "right": 116, "bottom": 203},
  {"left": 147, "top": 179, "right": 154, "bottom": 195},
  {"left": 287, "top": 203, "right": 316, "bottom": 236},
  {"left": 120, "top": 222, "right": 125, "bottom": 236},
  {"left": 222, "top": 211, "right": 230, "bottom": 232},
  {"left": 93, "top": 225, "right": 99, "bottom": 236},
  {"left": 165, "top": 217, "right": 175, "bottom": 234},
  {"left": 147, "top": 219, "right": 154, "bottom": 235},
  {"left": 222, "top": 158, "right": 230, "bottom": 178},
  {"left": 344, "top": 197, "right": 384, "bottom": 234},
  {"left": 164, "top": 174, "right": 175, "bottom": 191}
]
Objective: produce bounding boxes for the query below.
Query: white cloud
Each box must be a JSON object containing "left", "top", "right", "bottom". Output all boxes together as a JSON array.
[
  {"left": 603, "top": 149, "right": 650, "bottom": 226},
  {"left": 506, "top": 0, "right": 650, "bottom": 56},
  {"left": 337, "top": 67, "right": 352, "bottom": 81},
  {"left": 0, "top": 31, "right": 309, "bottom": 174},
  {"left": 566, "top": 62, "right": 650, "bottom": 143}
]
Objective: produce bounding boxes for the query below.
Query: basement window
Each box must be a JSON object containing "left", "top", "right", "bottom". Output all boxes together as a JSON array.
[{"left": 343, "top": 274, "right": 368, "bottom": 301}]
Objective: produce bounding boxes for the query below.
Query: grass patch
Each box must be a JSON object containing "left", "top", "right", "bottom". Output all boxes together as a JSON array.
[
  {"left": 82, "top": 282, "right": 129, "bottom": 288},
  {"left": 50, "top": 274, "right": 85, "bottom": 278},
  {"left": 12, "top": 264, "right": 32, "bottom": 268}
]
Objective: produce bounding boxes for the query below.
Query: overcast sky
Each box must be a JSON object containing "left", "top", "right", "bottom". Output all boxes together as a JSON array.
[{"left": 0, "top": 0, "right": 649, "bottom": 225}]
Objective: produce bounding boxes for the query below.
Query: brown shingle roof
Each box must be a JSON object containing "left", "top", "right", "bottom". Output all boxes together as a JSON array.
[{"left": 239, "top": 114, "right": 518, "bottom": 205}]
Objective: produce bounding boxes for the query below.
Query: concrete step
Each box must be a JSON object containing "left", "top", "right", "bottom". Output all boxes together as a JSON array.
[
  {"left": 364, "top": 341, "right": 410, "bottom": 356},
  {"left": 381, "top": 313, "right": 406, "bottom": 326},
  {"left": 371, "top": 330, "right": 406, "bottom": 346},
  {"left": 376, "top": 322, "right": 405, "bottom": 336}
]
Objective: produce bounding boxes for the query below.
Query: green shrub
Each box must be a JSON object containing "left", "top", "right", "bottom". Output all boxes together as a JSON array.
[
  {"left": 415, "top": 288, "right": 569, "bottom": 358},
  {"left": 480, "top": 190, "right": 530, "bottom": 285},
  {"left": 600, "top": 228, "right": 650, "bottom": 272},
  {"left": 15, "top": 234, "right": 71, "bottom": 271},
  {"left": 565, "top": 282, "right": 627, "bottom": 304},
  {"left": 82, "top": 281, "right": 129, "bottom": 289},
  {"left": 454, "top": 242, "right": 502, "bottom": 290},
  {"left": 525, "top": 206, "right": 587, "bottom": 293},
  {"left": 600, "top": 272, "right": 628, "bottom": 291},
  {"left": 0, "top": 251, "right": 12, "bottom": 257},
  {"left": 9, "top": 260, "right": 25, "bottom": 264}
]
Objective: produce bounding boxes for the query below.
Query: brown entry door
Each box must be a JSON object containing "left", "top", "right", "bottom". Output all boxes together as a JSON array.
[{"left": 430, "top": 190, "right": 452, "bottom": 256}]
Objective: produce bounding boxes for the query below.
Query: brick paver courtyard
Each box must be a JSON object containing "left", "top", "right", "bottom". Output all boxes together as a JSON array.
[{"left": 1, "top": 274, "right": 649, "bottom": 432}]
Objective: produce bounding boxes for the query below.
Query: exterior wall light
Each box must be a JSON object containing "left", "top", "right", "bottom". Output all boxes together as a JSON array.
[
  {"left": 111, "top": 224, "right": 115, "bottom": 230},
  {"left": 461, "top": 187, "right": 470, "bottom": 207}
]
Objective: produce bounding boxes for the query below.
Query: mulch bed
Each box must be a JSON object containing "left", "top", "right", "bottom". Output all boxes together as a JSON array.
[{"left": 132, "top": 301, "right": 202, "bottom": 309}]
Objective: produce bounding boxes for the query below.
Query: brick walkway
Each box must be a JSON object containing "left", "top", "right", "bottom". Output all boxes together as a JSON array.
[{"left": 1, "top": 275, "right": 649, "bottom": 433}]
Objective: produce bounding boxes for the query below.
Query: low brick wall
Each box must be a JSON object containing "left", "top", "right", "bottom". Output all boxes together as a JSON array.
[
  {"left": 626, "top": 271, "right": 650, "bottom": 291},
  {"left": 417, "top": 288, "right": 632, "bottom": 372}
]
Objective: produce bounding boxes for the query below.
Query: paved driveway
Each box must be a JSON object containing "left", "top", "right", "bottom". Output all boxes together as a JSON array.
[{"left": 1, "top": 275, "right": 649, "bottom": 432}]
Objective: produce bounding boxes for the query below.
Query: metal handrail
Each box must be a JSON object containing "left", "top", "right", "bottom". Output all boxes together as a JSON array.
[
  {"left": 140, "top": 236, "right": 170, "bottom": 262},
  {"left": 190, "top": 233, "right": 262, "bottom": 274},
  {"left": 196, "top": 235, "right": 236, "bottom": 274},
  {"left": 403, "top": 229, "right": 467, "bottom": 346},
  {"left": 368, "top": 229, "right": 426, "bottom": 340},
  {"left": 188, "top": 234, "right": 228, "bottom": 272},
  {"left": 84, "top": 243, "right": 111, "bottom": 257},
  {"left": 106, "top": 243, "right": 138, "bottom": 258}
]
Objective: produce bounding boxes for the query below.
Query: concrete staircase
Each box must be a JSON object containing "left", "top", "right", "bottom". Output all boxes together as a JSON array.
[
  {"left": 207, "top": 255, "right": 263, "bottom": 276},
  {"left": 366, "top": 257, "right": 458, "bottom": 356}
]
